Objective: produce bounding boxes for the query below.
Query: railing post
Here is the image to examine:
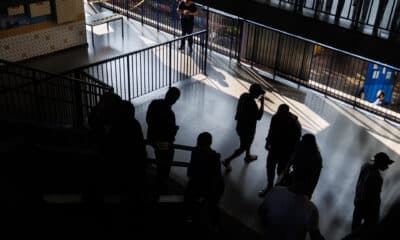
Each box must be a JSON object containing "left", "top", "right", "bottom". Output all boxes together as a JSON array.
[
  {"left": 169, "top": 42, "right": 172, "bottom": 88},
  {"left": 237, "top": 18, "right": 244, "bottom": 63},
  {"left": 250, "top": 25, "right": 257, "bottom": 68},
  {"left": 127, "top": 56, "right": 131, "bottom": 100},
  {"left": 157, "top": 0, "right": 160, "bottom": 31},
  {"left": 273, "top": 33, "right": 282, "bottom": 80},
  {"left": 203, "top": 8, "right": 210, "bottom": 76},
  {"left": 73, "top": 72, "right": 84, "bottom": 128},
  {"left": 141, "top": 4, "right": 144, "bottom": 25},
  {"left": 229, "top": 17, "right": 234, "bottom": 60},
  {"left": 33, "top": 71, "right": 41, "bottom": 122},
  {"left": 324, "top": 52, "right": 336, "bottom": 97}
]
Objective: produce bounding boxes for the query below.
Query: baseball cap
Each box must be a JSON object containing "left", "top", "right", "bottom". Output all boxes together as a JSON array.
[{"left": 373, "top": 152, "right": 394, "bottom": 166}]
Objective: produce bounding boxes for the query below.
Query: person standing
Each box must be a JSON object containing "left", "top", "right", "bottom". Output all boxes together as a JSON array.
[
  {"left": 259, "top": 104, "right": 301, "bottom": 197},
  {"left": 185, "top": 132, "right": 224, "bottom": 229},
  {"left": 222, "top": 83, "right": 265, "bottom": 172},
  {"left": 373, "top": 0, "right": 389, "bottom": 36},
  {"left": 177, "top": 0, "right": 198, "bottom": 53},
  {"left": 334, "top": 0, "right": 346, "bottom": 24},
  {"left": 352, "top": 0, "right": 372, "bottom": 29},
  {"left": 290, "top": 134, "right": 322, "bottom": 199},
  {"left": 146, "top": 87, "right": 181, "bottom": 194},
  {"left": 343, "top": 152, "right": 395, "bottom": 239}
]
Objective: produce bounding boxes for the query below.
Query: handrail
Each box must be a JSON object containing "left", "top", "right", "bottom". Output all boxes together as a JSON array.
[
  {"left": 0, "top": 59, "right": 113, "bottom": 94},
  {"left": 63, "top": 30, "right": 207, "bottom": 73},
  {"left": 145, "top": 140, "right": 195, "bottom": 152},
  {"left": 102, "top": 0, "right": 400, "bottom": 70},
  {"left": 243, "top": 18, "right": 400, "bottom": 71},
  {"left": 147, "top": 158, "right": 189, "bottom": 168},
  {"left": 195, "top": 3, "right": 400, "bottom": 71}
]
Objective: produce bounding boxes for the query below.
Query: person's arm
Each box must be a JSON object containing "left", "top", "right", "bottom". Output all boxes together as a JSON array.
[
  {"left": 257, "top": 94, "right": 264, "bottom": 120},
  {"left": 265, "top": 116, "right": 276, "bottom": 150},
  {"left": 176, "top": 1, "right": 184, "bottom": 14}
]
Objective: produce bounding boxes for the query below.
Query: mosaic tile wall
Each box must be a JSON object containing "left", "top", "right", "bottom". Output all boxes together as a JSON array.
[{"left": 0, "top": 21, "right": 87, "bottom": 62}]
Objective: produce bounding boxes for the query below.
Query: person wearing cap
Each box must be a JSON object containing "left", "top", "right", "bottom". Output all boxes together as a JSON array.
[
  {"left": 343, "top": 152, "right": 394, "bottom": 239},
  {"left": 222, "top": 83, "right": 265, "bottom": 172}
]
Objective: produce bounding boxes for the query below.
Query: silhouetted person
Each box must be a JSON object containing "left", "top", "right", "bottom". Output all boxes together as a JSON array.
[
  {"left": 88, "top": 92, "right": 122, "bottom": 152},
  {"left": 360, "top": 197, "right": 400, "bottom": 240},
  {"left": 185, "top": 132, "right": 224, "bottom": 229},
  {"left": 146, "top": 87, "right": 181, "bottom": 194},
  {"left": 293, "top": 0, "right": 305, "bottom": 13},
  {"left": 373, "top": 0, "right": 389, "bottom": 36},
  {"left": 343, "top": 152, "right": 395, "bottom": 240},
  {"left": 177, "top": 0, "right": 198, "bottom": 53},
  {"left": 87, "top": 92, "right": 122, "bottom": 208},
  {"left": 290, "top": 134, "right": 322, "bottom": 199},
  {"left": 110, "top": 101, "right": 147, "bottom": 206},
  {"left": 334, "top": 0, "right": 346, "bottom": 23},
  {"left": 258, "top": 182, "right": 325, "bottom": 240},
  {"left": 352, "top": 0, "right": 371, "bottom": 28},
  {"left": 259, "top": 104, "right": 301, "bottom": 197},
  {"left": 325, "top": 0, "right": 333, "bottom": 13},
  {"left": 222, "top": 83, "right": 265, "bottom": 172}
]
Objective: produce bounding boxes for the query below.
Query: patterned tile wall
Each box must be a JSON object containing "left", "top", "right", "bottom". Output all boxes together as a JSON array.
[{"left": 0, "top": 21, "right": 87, "bottom": 62}]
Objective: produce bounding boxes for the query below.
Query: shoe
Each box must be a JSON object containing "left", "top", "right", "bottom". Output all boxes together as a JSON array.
[
  {"left": 244, "top": 154, "right": 257, "bottom": 163},
  {"left": 222, "top": 160, "right": 232, "bottom": 172}
]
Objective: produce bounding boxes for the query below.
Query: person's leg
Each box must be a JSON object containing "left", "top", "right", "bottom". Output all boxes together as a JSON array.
[
  {"left": 373, "top": 0, "right": 389, "bottom": 35},
  {"left": 243, "top": 130, "right": 257, "bottom": 161},
  {"left": 259, "top": 151, "right": 277, "bottom": 197},
  {"left": 352, "top": 1, "right": 362, "bottom": 28},
  {"left": 277, "top": 153, "right": 290, "bottom": 177},
  {"left": 188, "top": 22, "right": 194, "bottom": 51},
  {"left": 363, "top": 205, "right": 380, "bottom": 229},
  {"left": 224, "top": 148, "right": 245, "bottom": 165},
  {"left": 335, "top": 0, "right": 345, "bottom": 23},
  {"left": 266, "top": 150, "right": 277, "bottom": 189},
  {"left": 389, "top": 3, "right": 400, "bottom": 40},
  {"left": 180, "top": 20, "right": 188, "bottom": 49},
  {"left": 360, "top": 0, "right": 371, "bottom": 23},
  {"left": 155, "top": 148, "right": 175, "bottom": 194},
  {"left": 352, "top": 204, "right": 364, "bottom": 231},
  {"left": 223, "top": 131, "right": 247, "bottom": 168},
  {"left": 326, "top": 0, "right": 333, "bottom": 12}
]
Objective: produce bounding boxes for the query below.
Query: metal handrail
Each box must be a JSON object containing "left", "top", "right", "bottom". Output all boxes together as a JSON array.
[
  {"left": 0, "top": 59, "right": 113, "bottom": 93},
  {"left": 63, "top": 30, "right": 207, "bottom": 73}
]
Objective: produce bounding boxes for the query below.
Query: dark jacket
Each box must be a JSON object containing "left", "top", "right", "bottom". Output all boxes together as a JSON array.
[
  {"left": 355, "top": 163, "right": 383, "bottom": 210},
  {"left": 235, "top": 93, "right": 262, "bottom": 135},
  {"left": 146, "top": 99, "right": 178, "bottom": 143},
  {"left": 186, "top": 147, "right": 224, "bottom": 197},
  {"left": 266, "top": 112, "right": 301, "bottom": 153}
]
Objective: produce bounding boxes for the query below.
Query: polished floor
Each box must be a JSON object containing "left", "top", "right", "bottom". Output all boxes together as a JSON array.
[
  {"left": 22, "top": 8, "right": 400, "bottom": 239},
  {"left": 133, "top": 52, "right": 400, "bottom": 239}
]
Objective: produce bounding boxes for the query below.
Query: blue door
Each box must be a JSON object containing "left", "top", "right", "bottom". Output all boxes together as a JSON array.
[{"left": 363, "top": 63, "right": 394, "bottom": 104}]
